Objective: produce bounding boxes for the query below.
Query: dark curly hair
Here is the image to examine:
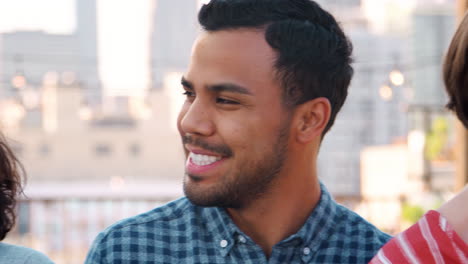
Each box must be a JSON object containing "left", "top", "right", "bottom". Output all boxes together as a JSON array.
[
  {"left": 199, "top": 0, "right": 353, "bottom": 136},
  {"left": 0, "top": 135, "right": 24, "bottom": 240}
]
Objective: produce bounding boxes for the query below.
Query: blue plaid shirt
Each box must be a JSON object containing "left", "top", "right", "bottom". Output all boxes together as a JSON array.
[{"left": 85, "top": 184, "right": 391, "bottom": 263}]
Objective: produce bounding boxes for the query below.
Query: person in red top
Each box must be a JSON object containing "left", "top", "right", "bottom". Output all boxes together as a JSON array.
[
  {"left": 370, "top": 12, "right": 468, "bottom": 264},
  {"left": 371, "top": 193, "right": 468, "bottom": 263}
]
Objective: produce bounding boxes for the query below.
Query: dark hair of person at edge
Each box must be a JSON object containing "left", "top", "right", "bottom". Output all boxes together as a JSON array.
[
  {"left": 444, "top": 12, "right": 468, "bottom": 127},
  {"left": 0, "top": 135, "right": 24, "bottom": 241}
]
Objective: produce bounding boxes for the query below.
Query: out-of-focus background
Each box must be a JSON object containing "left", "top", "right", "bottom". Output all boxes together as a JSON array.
[{"left": 0, "top": 0, "right": 467, "bottom": 263}]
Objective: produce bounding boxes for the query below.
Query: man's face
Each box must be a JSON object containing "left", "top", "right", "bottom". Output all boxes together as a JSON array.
[{"left": 178, "top": 29, "right": 292, "bottom": 208}]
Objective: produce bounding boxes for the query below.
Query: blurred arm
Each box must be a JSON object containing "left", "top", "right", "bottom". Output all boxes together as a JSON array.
[{"left": 438, "top": 185, "right": 468, "bottom": 244}]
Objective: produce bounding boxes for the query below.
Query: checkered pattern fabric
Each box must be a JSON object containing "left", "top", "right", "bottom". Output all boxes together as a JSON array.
[{"left": 85, "top": 184, "right": 391, "bottom": 263}]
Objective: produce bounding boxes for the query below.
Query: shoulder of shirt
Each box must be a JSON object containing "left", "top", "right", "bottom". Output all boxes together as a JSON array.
[
  {"left": 0, "top": 242, "right": 55, "bottom": 263},
  {"left": 333, "top": 203, "right": 392, "bottom": 242},
  {"left": 95, "top": 197, "right": 194, "bottom": 237}
]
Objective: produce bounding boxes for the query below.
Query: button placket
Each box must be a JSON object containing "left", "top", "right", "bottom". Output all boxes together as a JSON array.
[{"left": 301, "top": 246, "right": 313, "bottom": 263}]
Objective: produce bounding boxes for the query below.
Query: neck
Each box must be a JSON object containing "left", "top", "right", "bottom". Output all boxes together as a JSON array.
[{"left": 226, "top": 148, "right": 321, "bottom": 257}]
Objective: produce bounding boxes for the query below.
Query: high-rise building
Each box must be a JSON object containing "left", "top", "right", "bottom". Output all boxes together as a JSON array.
[
  {"left": 410, "top": 5, "right": 455, "bottom": 107},
  {"left": 75, "top": 0, "right": 101, "bottom": 104},
  {"left": 316, "top": 2, "right": 455, "bottom": 200},
  {"left": 0, "top": 31, "right": 79, "bottom": 93},
  {"left": 0, "top": 0, "right": 101, "bottom": 103},
  {"left": 149, "top": 0, "right": 198, "bottom": 89},
  {"left": 319, "top": 29, "right": 409, "bottom": 199}
]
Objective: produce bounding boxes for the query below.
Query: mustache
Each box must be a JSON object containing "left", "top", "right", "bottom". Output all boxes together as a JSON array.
[{"left": 182, "top": 135, "right": 233, "bottom": 157}]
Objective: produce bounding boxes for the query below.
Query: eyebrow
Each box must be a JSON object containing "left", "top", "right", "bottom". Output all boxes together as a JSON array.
[
  {"left": 208, "top": 83, "right": 252, "bottom": 95},
  {"left": 181, "top": 76, "right": 252, "bottom": 95},
  {"left": 181, "top": 77, "right": 193, "bottom": 90}
]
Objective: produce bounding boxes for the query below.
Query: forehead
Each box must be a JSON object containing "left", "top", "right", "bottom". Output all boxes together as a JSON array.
[{"left": 186, "top": 29, "right": 279, "bottom": 92}]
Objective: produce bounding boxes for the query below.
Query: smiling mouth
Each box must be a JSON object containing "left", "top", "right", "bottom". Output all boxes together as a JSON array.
[{"left": 189, "top": 152, "right": 223, "bottom": 166}]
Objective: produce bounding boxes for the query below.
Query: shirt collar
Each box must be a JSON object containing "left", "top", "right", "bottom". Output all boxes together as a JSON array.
[
  {"left": 201, "top": 182, "right": 340, "bottom": 258},
  {"left": 202, "top": 204, "right": 240, "bottom": 257},
  {"left": 287, "top": 183, "right": 340, "bottom": 262}
]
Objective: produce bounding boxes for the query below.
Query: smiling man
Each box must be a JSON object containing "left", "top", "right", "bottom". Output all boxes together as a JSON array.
[{"left": 85, "top": 0, "right": 391, "bottom": 263}]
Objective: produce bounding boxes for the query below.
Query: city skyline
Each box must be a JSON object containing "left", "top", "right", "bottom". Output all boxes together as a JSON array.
[
  {"left": 0, "top": 0, "right": 152, "bottom": 97},
  {"left": 0, "top": 1, "right": 461, "bottom": 263},
  {"left": 0, "top": 0, "right": 449, "bottom": 97}
]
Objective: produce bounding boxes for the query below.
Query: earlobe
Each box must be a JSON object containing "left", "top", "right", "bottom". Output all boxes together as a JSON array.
[{"left": 295, "top": 98, "right": 331, "bottom": 143}]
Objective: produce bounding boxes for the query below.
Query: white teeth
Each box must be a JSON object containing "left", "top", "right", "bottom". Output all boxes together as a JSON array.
[{"left": 189, "top": 152, "right": 222, "bottom": 166}]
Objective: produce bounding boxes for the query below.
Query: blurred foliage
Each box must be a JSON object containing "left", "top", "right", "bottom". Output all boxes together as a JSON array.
[
  {"left": 425, "top": 117, "right": 449, "bottom": 161},
  {"left": 401, "top": 203, "right": 425, "bottom": 224}
]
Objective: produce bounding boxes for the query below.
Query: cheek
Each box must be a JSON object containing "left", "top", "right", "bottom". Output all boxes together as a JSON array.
[
  {"left": 222, "top": 121, "right": 263, "bottom": 152},
  {"left": 217, "top": 120, "right": 246, "bottom": 146}
]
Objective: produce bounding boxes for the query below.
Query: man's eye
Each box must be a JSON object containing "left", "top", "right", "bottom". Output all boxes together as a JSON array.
[
  {"left": 216, "top": 98, "right": 239, "bottom": 105},
  {"left": 182, "top": 91, "right": 195, "bottom": 97}
]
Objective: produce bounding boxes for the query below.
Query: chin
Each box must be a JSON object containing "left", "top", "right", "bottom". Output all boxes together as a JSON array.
[
  {"left": 184, "top": 182, "right": 215, "bottom": 207},
  {"left": 183, "top": 182, "right": 241, "bottom": 208}
]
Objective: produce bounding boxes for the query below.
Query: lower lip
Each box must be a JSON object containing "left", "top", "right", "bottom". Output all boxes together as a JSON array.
[{"left": 186, "top": 157, "right": 225, "bottom": 175}]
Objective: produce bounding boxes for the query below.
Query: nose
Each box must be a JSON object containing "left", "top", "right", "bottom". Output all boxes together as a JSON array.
[{"left": 178, "top": 99, "right": 215, "bottom": 137}]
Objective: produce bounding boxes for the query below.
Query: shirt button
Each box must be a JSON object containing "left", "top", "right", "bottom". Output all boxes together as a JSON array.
[
  {"left": 238, "top": 235, "right": 246, "bottom": 243},
  {"left": 303, "top": 247, "right": 311, "bottom": 255},
  {"left": 220, "top": 239, "right": 228, "bottom": 248}
]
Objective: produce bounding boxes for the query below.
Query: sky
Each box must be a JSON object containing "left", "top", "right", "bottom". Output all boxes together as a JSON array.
[
  {"left": 97, "top": 0, "right": 151, "bottom": 97},
  {"left": 0, "top": 0, "right": 75, "bottom": 34}
]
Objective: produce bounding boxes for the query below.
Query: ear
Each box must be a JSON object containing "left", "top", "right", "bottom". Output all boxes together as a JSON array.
[{"left": 293, "top": 97, "right": 331, "bottom": 143}]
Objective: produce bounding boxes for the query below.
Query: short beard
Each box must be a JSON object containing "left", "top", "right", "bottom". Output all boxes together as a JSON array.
[{"left": 183, "top": 123, "right": 289, "bottom": 209}]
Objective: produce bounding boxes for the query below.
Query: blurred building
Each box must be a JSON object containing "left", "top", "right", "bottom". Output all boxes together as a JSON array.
[
  {"left": 406, "top": 4, "right": 456, "bottom": 191},
  {"left": 313, "top": 2, "right": 411, "bottom": 199},
  {"left": 319, "top": 29, "right": 409, "bottom": 199},
  {"left": 315, "top": 1, "right": 456, "bottom": 203},
  {"left": 0, "top": 0, "right": 101, "bottom": 104},
  {"left": 360, "top": 0, "right": 455, "bottom": 35},
  {"left": 410, "top": 5, "right": 455, "bottom": 107},
  {"left": 360, "top": 144, "right": 409, "bottom": 231},
  {"left": 1, "top": 68, "right": 186, "bottom": 264},
  {"left": 75, "top": 0, "right": 101, "bottom": 103},
  {"left": 316, "top": 0, "right": 366, "bottom": 30},
  {"left": 341, "top": 2, "right": 457, "bottom": 233},
  {"left": 359, "top": 142, "right": 454, "bottom": 232},
  {"left": 149, "top": 0, "right": 198, "bottom": 89},
  {"left": 2, "top": 81, "right": 184, "bottom": 185}
]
